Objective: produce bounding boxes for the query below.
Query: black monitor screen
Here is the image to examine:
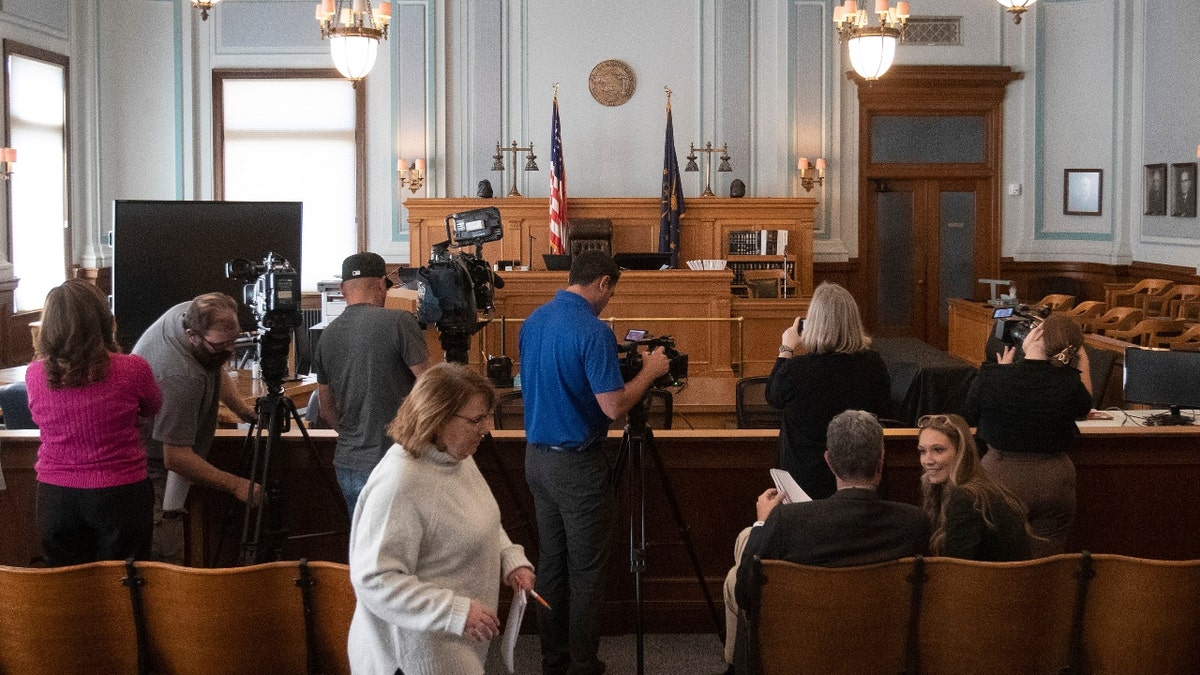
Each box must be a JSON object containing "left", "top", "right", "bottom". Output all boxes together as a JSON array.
[
  {"left": 112, "top": 200, "right": 302, "bottom": 350},
  {"left": 613, "top": 252, "right": 672, "bottom": 271},
  {"left": 1123, "top": 347, "right": 1200, "bottom": 421}
]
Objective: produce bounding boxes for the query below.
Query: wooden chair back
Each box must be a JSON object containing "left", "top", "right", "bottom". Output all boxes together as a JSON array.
[
  {"left": 306, "top": 561, "right": 355, "bottom": 675},
  {"left": 1105, "top": 318, "right": 1188, "bottom": 346},
  {"left": 1092, "top": 307, "right": 1144, "bottom": 336},
  {"left": 1144, "top": 283, "right": 1200, "bottom": 317},
  {"left": 136, "top": 561, "right": 309, "bottom": 675},
  {"left": 1105, "top": 278, "right": 1173, "bottom": 309},
  {"left": 1065, "top": 300, "right": 1107, "bottom": 333},
  {"left": 1082, "top": 555, "right": 1200, "bottom": 673},
  {"left": 918, "top": 555, "right": 1081, "bottom": 675},
  {"left": 1157, "top": 323, "right": 1200, "bottom": 350},
  {"left": 1036, "top": 293, "right": 1076, "bottom": 311},
  {"left": 743, "top": 269, "right": 786, "bottom": 298},
  {"left": 1174, "top": 298, "right": 1200, "bottom": 322},
  {"left": 752, "top": 557, "right": 916, "bottom": 675},
  {"left": 0, "top": 561, "right": 138, "bottom": 675}
]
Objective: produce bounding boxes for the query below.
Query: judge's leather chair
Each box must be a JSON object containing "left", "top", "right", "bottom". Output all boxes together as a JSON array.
[
  {"left": 564, "top": 218, "right": 613, "bottom": 258},
  {"left": 0, "top": 382, "right": 36, "bottom": 430}
]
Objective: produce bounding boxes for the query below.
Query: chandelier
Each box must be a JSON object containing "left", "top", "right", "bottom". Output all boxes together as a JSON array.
[
  {"left": 833, "top": 0, "right": 911, "bottom": 81},
  {"left": 191, "top": 0, "right": 220, "bottom": 21},
  {"left": 997, "top": 0, "right": 1035, "bottom": 25},
  {"left": 316, "top": 0, "right": 391, "bottom": 85}
]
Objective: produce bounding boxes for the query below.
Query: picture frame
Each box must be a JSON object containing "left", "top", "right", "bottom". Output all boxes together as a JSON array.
[
  {"left": 1064, "top": 169, "right": 1103, "bottom": 216},
  {"left": 1144, "top": 164, "right": 1167, "bottom": 216},
  {"left": 1170, "top": 162, "right": 1197, "bottom": 218}
]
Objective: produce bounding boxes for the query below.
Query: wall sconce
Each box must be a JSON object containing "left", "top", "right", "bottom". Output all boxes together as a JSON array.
[
  {"left": 0, "top": 147, "right": 16, "bottom": 180},
  {"left": 192, "top": 0, "right": 221, "bottom": 21},
  {"left": 492, "top": 141, "right": 539, "bottom": 197},
  {"left": 797, "top": 157, "right": 825, "bottom": 192},
  {"left": 997, "top": 0, "right": 1035, "bottom": 25},
  {"left": 398, "top": 158, "right": 425, "bottom": 194},
  {"left": 684, "top": 142, "right": 732, "bottom": 197}
]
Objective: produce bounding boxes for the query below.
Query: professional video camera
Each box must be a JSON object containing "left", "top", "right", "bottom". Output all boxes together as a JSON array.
[
  {"left": 617, "top": 329, "right": 689, "bottom": 388},
  {"left": 416, "top": 207, "right": 505, "bottom": 364},
  {"left": 991, "top": 303, "right": 1052, "bottom": 346},
  {"left": 225, "top": 252, "right": 301, "bottom": 391}
]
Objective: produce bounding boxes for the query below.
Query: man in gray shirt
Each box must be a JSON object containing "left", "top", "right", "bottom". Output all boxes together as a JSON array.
[
  {"left": 312, "top": 252, "right": 429, "bottom": 515},
  {"left": 134, "top": 292, "right": 260, "bottom": 563}
]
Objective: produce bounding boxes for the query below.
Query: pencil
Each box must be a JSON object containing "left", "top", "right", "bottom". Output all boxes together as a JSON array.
[{"left": 529, "top": 589, "right": 551, "bottom": 610}]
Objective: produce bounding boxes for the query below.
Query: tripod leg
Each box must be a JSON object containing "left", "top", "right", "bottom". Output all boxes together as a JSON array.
[{"left": 644, "top": 430, "right": 725, "bottom": 639}]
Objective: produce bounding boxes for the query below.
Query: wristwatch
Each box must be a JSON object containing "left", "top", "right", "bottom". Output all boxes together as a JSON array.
[
  {"left": 752, "top": 520, "right": 765, "bottom": 528},
  {"left": 778, "top": 345, "right": 794, "bottom": 355}
]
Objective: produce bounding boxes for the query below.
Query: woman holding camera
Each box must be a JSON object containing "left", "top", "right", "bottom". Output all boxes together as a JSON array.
[
  {"left": 767, "top": 282, "right": 891, "bottom": 499},
  {"left": 347, "top": 362, "right": 533, "bottom": 674},
  {"left": 26, "top": 279, "right": 162, "bottom": 566},
  {"left": 963, "top": 313, "right": 1092, "bottom": 557},
  {"left": 919, "top": 413, "right": 1031, "bottom": 561}
]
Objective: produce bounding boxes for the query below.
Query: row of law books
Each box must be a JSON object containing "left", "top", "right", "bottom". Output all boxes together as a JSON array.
[{"left": 728, "top": 229, "right": 790, "bottom": 256}]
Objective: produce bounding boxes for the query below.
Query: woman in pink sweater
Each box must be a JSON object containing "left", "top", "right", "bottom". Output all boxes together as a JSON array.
[{"left": 25, "top": 279, "right": 161, "bottom": 566}]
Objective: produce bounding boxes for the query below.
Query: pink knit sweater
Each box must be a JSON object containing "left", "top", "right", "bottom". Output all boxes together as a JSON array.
[{"left": 26, "top": 353, "right": 162, "bottom": 489}]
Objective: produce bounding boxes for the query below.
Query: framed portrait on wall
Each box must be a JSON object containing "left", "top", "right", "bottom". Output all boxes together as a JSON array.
[
  {"left": 1144, "top": 164, "right": 1167, "bottom": 216},
  {"left": 1064, "top": 169, "right": 1103, "bottom": 216},
  {"left": 1171, "top": 162, "right": 1197, "bottom": 217}
]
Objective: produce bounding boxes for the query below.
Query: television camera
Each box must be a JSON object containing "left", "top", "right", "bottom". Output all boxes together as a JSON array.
[
  {"left": 991, "top": 303, "right": 1052, "bottom": 347},
  {"left": 224, "top": 251, "right": 301, "bottom": 392},
  {"left": 416, "top": 207, "right": 506, "bottom": 364},
  {"left": 617, "top": 329, "right": 689, "bottom": 388}
]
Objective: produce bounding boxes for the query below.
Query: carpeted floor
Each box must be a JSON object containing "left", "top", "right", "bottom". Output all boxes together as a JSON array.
[{"left": 483, "top": 632, "right": 729, "bottom": 674}]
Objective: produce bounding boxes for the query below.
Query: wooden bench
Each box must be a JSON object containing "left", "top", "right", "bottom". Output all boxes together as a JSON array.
[{"left": 747, "top": 553, "right": 1200, "bottom": 675}]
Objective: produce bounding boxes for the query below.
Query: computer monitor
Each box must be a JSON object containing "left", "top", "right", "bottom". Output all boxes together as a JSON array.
[
  {"left": 613, "top": 252, "right": 672, "bottom": 271},
  {"left": 1123, "top": 347, "right": 1200, "bottom": 425}
]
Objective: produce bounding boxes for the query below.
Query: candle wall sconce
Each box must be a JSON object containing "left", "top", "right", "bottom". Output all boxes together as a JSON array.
[
  {"left": 797, "top": 157, "right": 826, "bottom": 192},
  {"left": 684, "top": 142, "right": 732, "bottom": 197},
  {"left": 0, "top": 147, "right": 16, "bottom": 180},
  {"left": 492, "top": 141, "right": 539, "bottom": 197},
  {"left": 398, "top": 158, "right": 425, "bottom": 193}
]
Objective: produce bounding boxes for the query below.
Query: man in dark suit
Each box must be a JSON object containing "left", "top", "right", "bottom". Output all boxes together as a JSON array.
[{"left": 720, "top": 410, "right": 930, "bottom": 673}]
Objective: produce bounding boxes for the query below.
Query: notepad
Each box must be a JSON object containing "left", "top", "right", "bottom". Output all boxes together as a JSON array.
[{"left": 770, "top": 468, "right": 812, "bottom": 504}]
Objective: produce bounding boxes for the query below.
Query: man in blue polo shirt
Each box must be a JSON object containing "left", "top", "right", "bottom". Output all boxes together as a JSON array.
[{"left": 520, "top": 250, "right": 670, "bottom": 675}]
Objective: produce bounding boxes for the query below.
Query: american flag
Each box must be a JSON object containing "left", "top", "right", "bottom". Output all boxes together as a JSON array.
[{"left": 548, "top": 95, "right": 566, "bottom": 254}]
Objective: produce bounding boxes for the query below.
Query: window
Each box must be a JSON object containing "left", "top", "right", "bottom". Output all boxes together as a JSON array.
[
  {"left": 214, "top": 70, "right": 365, "bottom": 291},
  {"left": 4, "top": 43, "right": 69, "bottom": 312}
]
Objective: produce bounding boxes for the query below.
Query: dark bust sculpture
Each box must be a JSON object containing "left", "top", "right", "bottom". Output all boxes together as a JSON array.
[
  {"left": 477, "top": 179, "right": 494, "bottom": 198},
  {"left": 730, "top": 178, "right": 746, "bottom": 198}
]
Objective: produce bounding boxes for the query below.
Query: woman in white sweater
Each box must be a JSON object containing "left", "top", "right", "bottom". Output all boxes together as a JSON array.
[{"left": 348, "top": 362, "right": 534, "bottom": 675}]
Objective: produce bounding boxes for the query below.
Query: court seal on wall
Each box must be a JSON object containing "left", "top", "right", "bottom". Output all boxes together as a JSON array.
[{"left": 588, "top": 59, "right": 637, "bottom": 107}]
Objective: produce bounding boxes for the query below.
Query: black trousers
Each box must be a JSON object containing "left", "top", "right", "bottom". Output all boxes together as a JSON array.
[{"left": 36, "top": 477, "right": 154, "bottom": 567}]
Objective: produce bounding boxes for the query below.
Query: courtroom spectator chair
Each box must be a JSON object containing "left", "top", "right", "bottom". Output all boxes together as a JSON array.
[
  {"left": 1104, "top": 278, "right": 1173, "bottom": 311},
  {"left": 1081, "top": 555, "right": 1200, "bottom": 673},
  {"left": 1156, "top": 323, "right": 1200, "bottom": 351},
  {"left": 917, "top": 555, "right": 1081, "bottom": 675},
  {"left": 0, "top": 381, "right": 37, "bottom": 430},
  {"left": 748, "top": 557, "right": 916, "bottom": 675},
  {"left": 1035, "top": 293, "right": 1076, "bottom": 311},
  {"left": 735, "top": 376, "right": 781, "bottom": 429},
  {"left": 1142, "top": 283, "right": 1200, "bottom": 318},
  {"left": 0, "top": 561, "right": 137, "bottom": 675},
  {"left": 1103, "top": 318, "right": 1188, "bottom": 347},
  {"left": 1065, "top": 300, "right": 1107, "bottom": 333},
  {"left": 1175, "top": 298, "right": 1200, "bottom": 322},
  {"left": 136, "top": 561, "right": 310, "bottom": 675},
  {"left": 305, "top": 561, "right": 355, "bottom": 675},
  {"left": 1091, "top": 307, "right": 1144, "bottom": 337}
]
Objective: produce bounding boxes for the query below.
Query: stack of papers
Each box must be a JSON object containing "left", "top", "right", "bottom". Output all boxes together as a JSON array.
[
  {"left": 770, "top": 468, "right": 812, "bottom": 504},
  {"left": 685, "top": 259, "right": 728, "bottom": 270}
]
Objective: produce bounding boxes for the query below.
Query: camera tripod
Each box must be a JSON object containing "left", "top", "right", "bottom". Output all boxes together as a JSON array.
[
  {"left": 612, "top": 390, "right": 723, "bottom": 675},
  {"left": 233, "top": 383, "right": 344, "bottom": 566}
]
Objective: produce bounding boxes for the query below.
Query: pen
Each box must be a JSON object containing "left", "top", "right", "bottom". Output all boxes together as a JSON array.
[{"left": 529, "top": 589, "right": 551, "bottom": 610}]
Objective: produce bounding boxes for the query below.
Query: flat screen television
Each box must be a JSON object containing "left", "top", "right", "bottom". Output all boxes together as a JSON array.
[
  {"left": 112, "top": 200, "right": 302, "bottom": 350},
  {"left": 1123, "top": 347, "right": 1200, "bottom": 425}
]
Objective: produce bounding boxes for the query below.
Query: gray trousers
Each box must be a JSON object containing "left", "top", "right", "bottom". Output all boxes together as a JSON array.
[{"left": 525, "top": 443, "right": 617, "bottom": 675}]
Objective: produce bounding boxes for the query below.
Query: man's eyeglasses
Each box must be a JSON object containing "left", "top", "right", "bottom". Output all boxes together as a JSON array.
[
  {"left": 454, "top": 413, "right": 490, "bottom": 427},
  {"left": 194, "top": 332, "right": 238, "bottom": 352}
]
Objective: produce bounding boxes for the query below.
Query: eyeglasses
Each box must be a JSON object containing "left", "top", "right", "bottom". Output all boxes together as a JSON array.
[
  {"left": 194, "top": 332, "right": 238, "bottom": 352},
  {"left": 454, "top": 413, "right": 490, "bottom": 427}
]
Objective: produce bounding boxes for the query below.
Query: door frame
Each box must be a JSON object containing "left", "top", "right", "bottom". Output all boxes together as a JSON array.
[{"left": 850, "top": 66, "right": 1022, "bottom": 342}]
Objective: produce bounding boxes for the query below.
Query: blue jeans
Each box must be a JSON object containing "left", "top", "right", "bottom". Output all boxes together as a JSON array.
[{"left": 336, "top": 465, "right": 375, "bottom": 517}]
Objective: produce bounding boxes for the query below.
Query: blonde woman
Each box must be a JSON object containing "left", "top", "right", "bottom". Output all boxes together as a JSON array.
[
  {"left": 918, "top": 413, "right": 1031, "bottom": 561},
  {"left": 348, "top": 363, "right": 534, "bottom": 674},
  {"left": 768, "top": 282, "right": 891, "bottom": 498}
]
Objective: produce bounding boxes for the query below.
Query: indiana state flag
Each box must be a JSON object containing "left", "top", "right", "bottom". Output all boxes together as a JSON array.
[{"left": 658, "top": 101, "right": 686, "bottom": 268}]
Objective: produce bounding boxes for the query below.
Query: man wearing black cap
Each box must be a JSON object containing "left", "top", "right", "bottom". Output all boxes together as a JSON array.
[{"left": 311, "top": 252, "right": 429, "bottom": 515}]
